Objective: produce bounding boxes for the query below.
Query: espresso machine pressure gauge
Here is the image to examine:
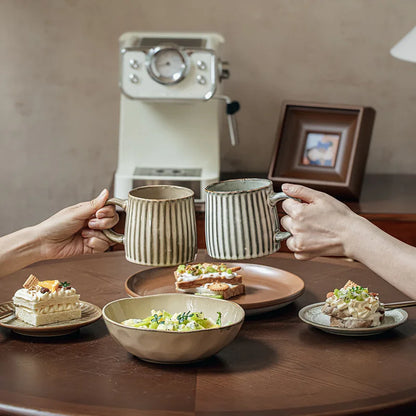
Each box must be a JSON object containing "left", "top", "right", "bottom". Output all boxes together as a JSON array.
[{"left": 146, "top": 45, "right": 190, "bottom": 85}]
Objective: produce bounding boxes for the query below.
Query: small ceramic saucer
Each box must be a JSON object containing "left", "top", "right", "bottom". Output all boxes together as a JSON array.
[
  {"left": 298, "top": 302, "right": 408, "bottom": 336},
  {"left": 0, "top": 301, "right": 102, "bottom": 337}
]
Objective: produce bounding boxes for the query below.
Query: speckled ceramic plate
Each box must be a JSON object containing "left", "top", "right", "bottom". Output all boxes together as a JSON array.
[
  {"left": 125, "top": 263, "right": 305, "bottom": 315},
  {"left": 0, "top": 301, "right": 102, "bottom": 337},
  {"left": 298, "top": 302, "right": 408, "bottom": 336}
]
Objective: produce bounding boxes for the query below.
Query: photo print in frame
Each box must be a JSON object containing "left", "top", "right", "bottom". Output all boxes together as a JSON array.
[{"left": 302, "top": 131, "right": 341, "bottom": 168}]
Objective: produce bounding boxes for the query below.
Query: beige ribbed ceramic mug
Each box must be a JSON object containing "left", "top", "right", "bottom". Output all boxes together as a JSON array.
[
  {"left": 205, "top": 178, "right": 291, "bottom": 260},
  {"left": 103, "top": 185, "right": 197, "bottom": 266}
]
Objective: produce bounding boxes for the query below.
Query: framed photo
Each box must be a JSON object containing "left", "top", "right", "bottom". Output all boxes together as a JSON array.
[{"left": 268, "top": 102, "right": 376, "bottom": 200}]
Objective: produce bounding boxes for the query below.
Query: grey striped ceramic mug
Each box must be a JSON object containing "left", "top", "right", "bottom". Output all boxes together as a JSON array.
[
  {"left": 103, "top": 185, "right": 197, "bottom": 266},
  {"left": 205, "top": 178, "right": 291, "bottom": 260}
]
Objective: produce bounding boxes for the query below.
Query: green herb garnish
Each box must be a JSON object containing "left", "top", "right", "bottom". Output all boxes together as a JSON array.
[
  {"left": 177, "top": 311, "right": 193, "bottom": 324},
  {"left": 177, "top": 265, "right": 186, "bottom": 273},
  {"left": 334, "top": 286, "right": 370, "bottom": 301},
  {"left": 216, "top": 312, "right": 222, "bottom": 326},
  {"left": 194, "top": 293, "right": 223, "bottom": 299}
]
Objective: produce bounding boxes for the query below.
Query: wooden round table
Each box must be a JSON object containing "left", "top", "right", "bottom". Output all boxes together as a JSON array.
[{"left": 0, "top": 251, "right": 415, "bottom": 415}]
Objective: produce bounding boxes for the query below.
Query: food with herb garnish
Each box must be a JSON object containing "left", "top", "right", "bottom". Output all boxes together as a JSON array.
[
  {"left": 12, "top": 274, "right": 81, "bottom": 326},
  {"left": 322, "top": 280, "right": 385, "bottom": 328},
  {"left": 122, "top": 309, "right": 222, "bottom": 331},
  {"left": 174, "top": 263, "right": 245, "bottom": 299}
]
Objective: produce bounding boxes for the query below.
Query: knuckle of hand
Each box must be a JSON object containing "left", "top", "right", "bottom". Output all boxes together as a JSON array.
[
  {"left": 285, "top": 236, "right": 294, "bottom": 248},
  {"left": 283, "top": 198, "right": 296, "bottom": 212},
  {"left": 281, "top": 200, "right": 289, "bottom": 213},
  {"left": 290, "top": 186, "right": 301, "bottom": 196},
  {"left": 291, "top": 200, "right": 303, "bottom": 219},
  {"left": 295, "top": 212, "right": 305, "bottom": 224},
  {"left": 291, "top": 224, "right": 302, "bottom": 235},
  {"left": 87, "top": 237, "right": 97, "bottom": 246},
  {"left": 294, "top": 253, "right": 309, "bottom": 261},
  {"left": 317, "top": 191, "right": 331, "bottom": 205},
  {"left": 293, "top": 211, "right": 303, "bottom": 223},
  {"left": 292, "top": 237, "right": 306, "bottom": 253},
  {"left": 103, "top": 206, "right": 115, "bottom": 215}
]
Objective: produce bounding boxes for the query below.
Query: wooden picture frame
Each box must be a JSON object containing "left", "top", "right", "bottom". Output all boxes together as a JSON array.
[{"left": 268, "top": 101, "right": 376, "bottom": 200}]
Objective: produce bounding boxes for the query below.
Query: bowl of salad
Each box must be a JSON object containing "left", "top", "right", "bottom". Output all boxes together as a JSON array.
[{"left": 102, "top": 293, "right": 245, "bottom": 363}]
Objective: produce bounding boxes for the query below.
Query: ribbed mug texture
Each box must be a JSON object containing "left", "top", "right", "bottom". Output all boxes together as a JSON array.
[
  {"left": 125, "top": 195, "right": 197, "bottom": 266},
  {"left": 205, "top": 181, "right": 280, "bottom": 260},
  {"left": 104, "top": 185, "right": 197, "bottom": 266}
]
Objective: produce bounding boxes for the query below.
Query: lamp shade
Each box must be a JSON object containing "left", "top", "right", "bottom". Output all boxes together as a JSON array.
[{"left": 390, "top": 25, "right": 416, "bottom": 63}]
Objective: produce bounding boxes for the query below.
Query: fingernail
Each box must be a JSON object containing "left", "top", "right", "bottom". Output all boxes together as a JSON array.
[
  {"left": 282, "top": 184, "right": 292, "bottom": 192},
  {"left": 89, "top": 219, "right": 98, "bottom": 226}
]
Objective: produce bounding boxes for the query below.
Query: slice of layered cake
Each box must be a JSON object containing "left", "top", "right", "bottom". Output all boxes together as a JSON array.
[{"left": 13, "top": 274, "right": 81, "bottom": 326}]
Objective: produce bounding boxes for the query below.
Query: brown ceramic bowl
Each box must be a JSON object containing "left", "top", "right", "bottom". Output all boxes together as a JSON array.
[{"left": 102, "top": 294, "right": 245, "bottom": 364}]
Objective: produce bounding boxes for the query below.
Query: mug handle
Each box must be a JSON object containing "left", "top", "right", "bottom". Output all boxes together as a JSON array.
[
  {"left": 269, "top": 191, "right": 292, "bottom": 242},
  {"left": 102, "top": 197, "right": 128, "bottom": 245}
]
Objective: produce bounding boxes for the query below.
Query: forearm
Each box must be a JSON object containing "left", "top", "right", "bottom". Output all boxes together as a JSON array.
[
  {"left": 344, "top": 216, "right": 416, "bottom": 299},
  {"left": 0, "top": 226, "right": 43, "bottom": 278}
]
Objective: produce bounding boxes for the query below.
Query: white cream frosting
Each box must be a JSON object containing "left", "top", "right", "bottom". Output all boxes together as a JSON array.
[
  {"left": 14, "top": 287, "right": 77, "bottom": 301},
  {"left": 177, "top": 271, "right": 236, "bottom": 282},
  {"left": 16, "top": 302, "right": 80, "bottom": 314},
  {"left": 325, "top": 292, "right": 383, "bottom": 326}
]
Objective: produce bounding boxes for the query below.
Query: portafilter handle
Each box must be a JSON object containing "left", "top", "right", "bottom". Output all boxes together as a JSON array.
[{"left": 214, "top": 95, "right": 240, "bottom": 146}]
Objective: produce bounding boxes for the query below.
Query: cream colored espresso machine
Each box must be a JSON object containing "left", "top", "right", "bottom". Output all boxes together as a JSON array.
[{"left": 114, "top": 32, "right": 239, "bottom": 202}]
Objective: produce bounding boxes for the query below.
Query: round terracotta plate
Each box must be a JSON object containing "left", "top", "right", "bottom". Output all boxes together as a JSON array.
[
  {"left": 298, "top": 302, "right": 408, "bottom": 336},
  {"left": 125, "top": 263, "right": 305, "bottom": 315},
  {"left": 0, "top": 301, "right": 102, "bottom": 337}
]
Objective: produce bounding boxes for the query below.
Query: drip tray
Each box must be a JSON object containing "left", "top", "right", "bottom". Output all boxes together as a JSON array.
[{"left": 134, "top": 167, "right": 202, "bottom": 177}]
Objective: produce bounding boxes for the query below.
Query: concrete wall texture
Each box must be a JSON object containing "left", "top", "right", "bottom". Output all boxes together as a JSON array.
[{"left": 0, "top": 0, "right": 415, "bottom": 235}]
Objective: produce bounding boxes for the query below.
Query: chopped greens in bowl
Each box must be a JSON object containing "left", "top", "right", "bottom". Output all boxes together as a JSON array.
[{"left": 122, "top": 310, "right": 222, "bottom": 331}]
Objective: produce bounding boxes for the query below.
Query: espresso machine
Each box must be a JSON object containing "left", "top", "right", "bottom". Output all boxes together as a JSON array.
[{"left": 114, "top": 32, "right": 239, "bottom": 202}]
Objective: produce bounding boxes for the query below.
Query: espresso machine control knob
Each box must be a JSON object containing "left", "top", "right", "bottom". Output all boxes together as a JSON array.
[
  {"left": 129, "top": 59, "right": 140, "bottom": 69},
  {"left": 218, "top": 60, "right": 230, "bottom": 81},
  {"left": 197, "top": 60, "right": 207, "bottom": 70},
  {"left": 196, "top": 74, "right": 206, "bottom": 85},
  {"left": 129, "top": 74, "right": 139, "bottom": 84}
]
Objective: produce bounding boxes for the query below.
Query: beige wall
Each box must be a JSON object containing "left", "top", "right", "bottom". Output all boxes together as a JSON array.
[{"left": 0, "top": 0, "right": 415, "bottom": 235}]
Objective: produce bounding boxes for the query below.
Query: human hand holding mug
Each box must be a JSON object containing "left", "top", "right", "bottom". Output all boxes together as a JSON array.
[
  {"left": 205, "top": 178, "right": 292, "bottom": 260},
  {"left": 103, "top": 185, "right": 197, "bottom": 266}
]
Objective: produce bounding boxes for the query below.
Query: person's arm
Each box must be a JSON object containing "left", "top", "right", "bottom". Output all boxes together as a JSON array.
[
  {"left": 343, "top": 215, "right": 416, "bottom": 299},
  {"left": 0, "top": 226, "right": 42, "bottom": 277},
  {"left": 0, "top": 189, "right": 118, "bottom": 278},
  {"left": 280, "top": 183, "right": 416, "bottom": 299}
]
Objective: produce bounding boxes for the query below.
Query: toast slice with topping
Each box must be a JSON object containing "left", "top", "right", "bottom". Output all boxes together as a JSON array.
[
  {"left": 175, "top": 263, "right": 242, "bottom": 289},
  {"left": 174, "top": 263, "right": 245, "bottom": 299}
]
